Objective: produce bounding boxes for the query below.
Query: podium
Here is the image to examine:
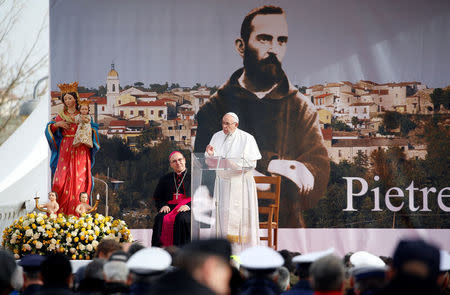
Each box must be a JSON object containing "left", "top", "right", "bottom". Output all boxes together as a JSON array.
[{"left": 191, "top": 153, "right": 258, "bottom": 250}]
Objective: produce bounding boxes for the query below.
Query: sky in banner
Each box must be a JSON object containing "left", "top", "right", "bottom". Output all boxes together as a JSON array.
[{"left": 50, "top": 0, "right": 450, "bottom": 89}]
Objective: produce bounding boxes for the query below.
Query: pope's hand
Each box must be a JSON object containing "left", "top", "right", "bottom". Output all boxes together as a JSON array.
[
  {"left": 177, "top": 205, "right": 190, "bottom": 212},
  {"left": 159, "top": 206, "right": 170, "bottom": 213},
  {"left": 206, "top": 145, "right": 214, "bottom": 156}
]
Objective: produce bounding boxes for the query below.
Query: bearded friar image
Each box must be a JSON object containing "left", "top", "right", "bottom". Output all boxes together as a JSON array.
[{"left": 194, "top": 5, "right": 330, "bottom": 227}]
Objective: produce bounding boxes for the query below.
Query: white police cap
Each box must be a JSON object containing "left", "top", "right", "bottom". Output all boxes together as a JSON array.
[
  {"left": 127, "top": 247, "right": 172, "bottom": 275},
  {"left": 292, "top": 248, "right": 335, "bottom": 264},
  {"left": 240, "top": 246, "right": 284, "bottom": 270},
  {"left": 350, "top": 251, "right": 386, "bottom": 279},
  {"left": 440, "top": 250, "right": 450, "bottom": 272}
]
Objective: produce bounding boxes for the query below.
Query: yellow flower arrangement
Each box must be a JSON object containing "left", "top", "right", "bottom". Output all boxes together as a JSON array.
[{"left": 2, "top": 212, "right": 133, "bottom": 260}]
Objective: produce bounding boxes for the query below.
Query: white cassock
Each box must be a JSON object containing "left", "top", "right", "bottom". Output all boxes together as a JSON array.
[{"left": 207, "top": 128, "right": 261, "bottom": 249}]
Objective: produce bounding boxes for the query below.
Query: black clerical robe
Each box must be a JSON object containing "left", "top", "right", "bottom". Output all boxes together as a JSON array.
[
  {"left": 194, "top": 68, "right": 330, "bottom": 227},
  {"left": 152, "top": 170, "right": 191, "bottom": 247}
]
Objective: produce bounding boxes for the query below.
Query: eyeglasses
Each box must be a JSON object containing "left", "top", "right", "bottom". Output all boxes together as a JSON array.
[{"left": 222, "top": 121, "right": 236, "bottom": 126}]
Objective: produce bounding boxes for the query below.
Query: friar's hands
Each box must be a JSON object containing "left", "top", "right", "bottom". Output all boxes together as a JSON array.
[
  {"left": 159, "top": 206, "right": 170, "bottom": 213},
  {"left": 268, "top": 159, "right": 314, "bottom": 194},
  {"left": 82, "top": 115, "right": 90, "bottom": 123},
  {"left": 177, "top": 205, "right": 190, "bottom": 212}
]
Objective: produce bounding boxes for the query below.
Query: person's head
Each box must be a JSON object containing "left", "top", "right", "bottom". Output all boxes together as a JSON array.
[
  {"left": 127, "top": 242, "right": 145, "bottom": 257},
  {"left": 48, "top": 191, "right": 57, "bottom": 202},
  {"left": 292, "top": 248, "right": 335, "bottom": 280},
  {"left": 236, "top": 6, "right": 288, "bottom": 86},
  {"left": 0, "top": 249, "right": 17, "bottom": 294},
  {"left": 310, "top": 255, "right": 345, "bottom": 292},
  {"left": 79, "top": 192, "right": 89, "bottom": 204},
  {"left": 222, "top": 113, "right": 239, "bottom": 135},
  {"left": 62, "top": 92, "right": 79, "bottom": 110},
  {"left": 19, "top": 254, "right": 45, "bottom": 286},
  {"left": 84, "top": 258, "right": 106, "bottom": 281},
  {"left": 392, "top": 239, "right": 440, "bottom": 281},
  {"left": 175, "top": 239, "right": 232, "bottom": 295},
  {"left": 438, "top": 250, "right": 450, "bottom": 292},
  {"left": 350, "top": 251, "right": 387, "bottom": 295},
  {"left": 41, "top": 253, "right": 72, "bottom": 287},
  {"left": 103, "top": 261, "right": 129, "bottom": 284},
  {"left": 169, "top": 151, "right": 186, "bottom": 174},
  {"left": 277, "top": 266, "right": 290, "bottom": 292},
  {"left": 95, "top": 239, "right": 122, "bottom": 259},
  {"left": 79, "top": 104, "right": 90, "bottom": 115}
]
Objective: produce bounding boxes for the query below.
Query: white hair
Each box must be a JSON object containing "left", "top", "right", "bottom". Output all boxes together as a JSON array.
[
  {"left": 103, "top": 261, "right": 129, "bottom": 283},
  {"left": 224, "top": 112, "right": 239, "bottom": 123}
]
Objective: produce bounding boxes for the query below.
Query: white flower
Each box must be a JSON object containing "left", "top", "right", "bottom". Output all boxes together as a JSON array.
[
  {"left": 23, "top": 220, "right": 30, "bottom": 227},
  {"left": 49, "top": 213, "right": 57, "bottom": 219},
  {"left": 45, "top": 224, "right": 52, "bottom": 230},
  {"left": 14, "top": 254, "right": 20, "bottom": 259},
  {"left": 10, "top": 238, "right": 16, "bottom": 244},
  {"left": 25, "top": 229, "right": 33, "bottom": 237},
  {"left": 92, "top": 240, "right": 99, "bottom": 248},
  {"left": 36, "top": 216, "right": 43, "bottom": 223},
  {"left": 51, "top": 238, "right": 57, "bottom": 245},
  {"left": 86, "top": 244, "right": 93, "bottom": 252},
  {"left": 48, "top": 244, "right": 56, "bottom": 251},
  {"left": 94, "top": 226, "right": 100, "bottom": 232},
  {"left": 14, "top": 229, "right": 20, "bottom": 235},
  {"left": 33, "top": 233, "right": 40, "bottom": 240},
  {"left": 71, "top": 230, "right": 78, "bottom": 236},
  {"left": 70, "top": 248, "right": 76, "bottom": 253},
  {"left": 79, "top": 244, "right": 85, "bottom": 251},
  {"left": 24, "top": 244, "right": 31, "bottom": 251},
  {"left": 54, "top": 223, "right": 60, "bottom": 229},
  {"left": 37, "top": 226, "right": 45, "bottom": 233},
  {"left": 36, "top": 241, "right": 43, "bottom": 249},
  {"left": 66, "top": 237, "right": 72, "bottom": 243}
]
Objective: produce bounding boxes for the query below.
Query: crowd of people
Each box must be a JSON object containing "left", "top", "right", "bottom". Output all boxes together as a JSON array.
[{"left": 0, "top": 237, "right": 449, "bottom": 295}]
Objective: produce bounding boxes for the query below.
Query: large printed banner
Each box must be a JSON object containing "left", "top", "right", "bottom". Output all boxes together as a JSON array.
[{"left": 50, "top": 0, "right": 450, "bottom": 249}]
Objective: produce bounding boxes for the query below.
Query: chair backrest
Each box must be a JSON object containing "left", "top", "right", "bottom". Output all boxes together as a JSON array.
[{"left": 254, "top": 176, "right": 281, "bottom": 223}]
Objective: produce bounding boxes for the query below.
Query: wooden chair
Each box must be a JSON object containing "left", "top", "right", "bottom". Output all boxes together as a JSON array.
[{"left": 254, "top": 175, "right": 281, "bottom": 250}]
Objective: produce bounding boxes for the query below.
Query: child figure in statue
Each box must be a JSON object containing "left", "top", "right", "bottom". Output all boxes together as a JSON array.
[
  {"left": 72, "top": 100, "right": 93, "bottom": 148},
  {"left": 75, "top": 192, "right": 92, "bottom": 216},
  {"left": 39, "top": 192, "right": 60, "bottom": 214}
]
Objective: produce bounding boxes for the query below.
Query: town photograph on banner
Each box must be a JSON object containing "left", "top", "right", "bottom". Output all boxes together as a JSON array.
[{"left": 50, "top": 0, "right": 450, "bottom": 253}]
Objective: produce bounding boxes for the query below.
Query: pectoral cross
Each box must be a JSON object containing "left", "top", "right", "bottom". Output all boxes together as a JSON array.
[{"left": 174, "top": 193, "right": 179, "bottom": 200}]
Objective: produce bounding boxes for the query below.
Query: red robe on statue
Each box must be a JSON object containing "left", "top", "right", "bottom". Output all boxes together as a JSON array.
[{"left": 46, "top": 110, "right": 99, "bottom": 215}]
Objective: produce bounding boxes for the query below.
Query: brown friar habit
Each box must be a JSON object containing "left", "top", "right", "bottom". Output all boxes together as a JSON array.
[
  {"left": 194, "top": 68, "right": 330, "bottom": 227},
  {"left": 152, "top": 170, "right": 191, "bottom": 246}
]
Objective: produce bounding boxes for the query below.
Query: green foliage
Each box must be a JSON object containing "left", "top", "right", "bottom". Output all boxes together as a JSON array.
[
  {"left": 399, "top": 115, "right": 417, "bottom": 136},
  {"left": 382, "top": 111, "right": 400, "bottom": 131},
  {"left": 149, "top": 82, "right": 169, "bottom": 93},
  {"left": 331, "top": 117, "right": 353, "bottom": 131},
  {"left": 351, "top": 116, "right": 360, "bottom": 127},
  {"left": 430, "top": 88, "right": 450, "bottom": 110},
  {"left": 381, "top": 111, "right": 417, "bottom": 135}
]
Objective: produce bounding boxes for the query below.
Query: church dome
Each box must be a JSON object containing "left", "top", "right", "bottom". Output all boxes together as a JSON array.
[{"left": 108, "top": 69, "right": 119, "bottom": 77}]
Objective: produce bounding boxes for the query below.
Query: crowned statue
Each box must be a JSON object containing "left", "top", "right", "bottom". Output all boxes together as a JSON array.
[{"left": 45, "top": 82, "right": 100, "bottom": 215}]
